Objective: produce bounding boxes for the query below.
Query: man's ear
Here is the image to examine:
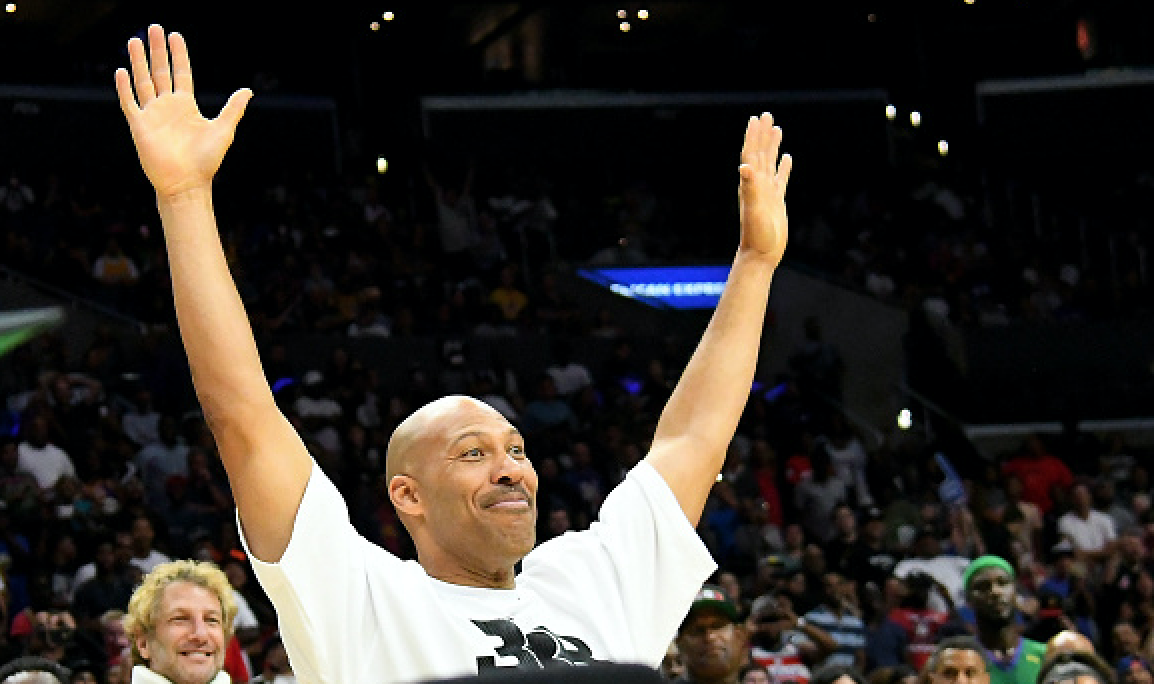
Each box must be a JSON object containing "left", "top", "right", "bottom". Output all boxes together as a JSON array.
[
  {"left": 135, "top": 632, "right": 150, "bottom": 662},
  {"left": 389, "top": 475, "right": 423, "bottom": 516},
  {"left": 735, "top": 622, "right": 750, "bottom": 648}
]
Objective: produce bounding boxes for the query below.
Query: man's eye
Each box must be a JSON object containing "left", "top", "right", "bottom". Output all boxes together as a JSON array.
[
  {"left": 462, "top": 448, "right": 483, "bottom": 460},
  {"left": 508, "top": 445, "right": 526, "bottom": 458}
]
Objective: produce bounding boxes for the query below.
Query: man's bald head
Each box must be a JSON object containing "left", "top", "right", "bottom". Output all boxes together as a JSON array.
[
  {"left": 1046, "top": 630, "right": 1096, "bottom": 665},
  {"left": 386, "top": 395, "right": 510, "bottom": 481}
]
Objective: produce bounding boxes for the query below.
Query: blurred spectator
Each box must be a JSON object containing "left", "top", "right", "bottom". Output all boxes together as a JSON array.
[
  {"left": 789, "top": 317, "right": 845, "bottom": 406},
  {"left": 17, "top": 413, "right": 76, "bottom": 492},
  {"left": 1058, "top": 482, "right": 1117, "bottom": 563},
  {"left": 676, "top": 586, "right": 747, "bottom": 684},
  {"left": 127, "top": 515, "right": 170, "bottom": 575},
  {"left": 795, "top": 446, "right": 848, "bottom": 544},
  {"left": 1001, "top": 435, "right": 1074, "bottom": 515},
  {"left": 887, "top": 572, "right": 951, "bottom": 669},
  {"left": 804, "top": 571, "right": 866, "bottom": 671},
  {"left": 748, "top": 592, "right": 836, "bottom": 684}
]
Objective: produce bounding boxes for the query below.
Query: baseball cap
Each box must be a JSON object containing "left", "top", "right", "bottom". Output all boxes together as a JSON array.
[{"left": 686, "top": 585, "right": 740, "bottom": 623}]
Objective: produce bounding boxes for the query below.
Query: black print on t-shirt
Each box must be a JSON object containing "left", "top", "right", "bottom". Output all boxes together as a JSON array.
[{"left": 473, "top": 618, "right": 599, "bottom": 670}]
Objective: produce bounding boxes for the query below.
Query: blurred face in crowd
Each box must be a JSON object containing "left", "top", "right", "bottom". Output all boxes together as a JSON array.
[
  {"left": 823, "top": 572, "right": 854, "bottom": 607},
  {"left": 834, "top": 505, "right": 856, "bottom": 537},
  {"left": 928, "top": 648, "right": 990, "bottom": 684},
  {"left": 750, "top": 595, "right": 795, "bottom": 645},
  {"left": 678, "top": 607, "right": 746, "bottom": 682},
  {"left": 1122, "top": 660, "right": 1154, "bottom": 684},
  {"left": 661, "top": 642, "right": 685, "bottom": 681},
  {"left": 967, "top": 567, "right": 1016, "bottom": 625},
  {"left": 742, "top": 667, "right": 771, "bottom": 684},
  {"left": 1120, "top": 531, "right": 1146, "bottom": 561},
  {"left": 1072, "top": 484, "right": 1092, "bottom": 513},
  {"left": 1114, "top": 623, "right": 1142, "bottom": 657}
]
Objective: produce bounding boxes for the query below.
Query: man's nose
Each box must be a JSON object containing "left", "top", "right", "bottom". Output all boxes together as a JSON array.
[{"left": 494, "top": 453, "right": 528, "bottom": 484}]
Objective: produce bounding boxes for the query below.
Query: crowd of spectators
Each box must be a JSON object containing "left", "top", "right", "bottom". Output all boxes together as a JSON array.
[
  {"left": 1, "top": 281, "right": 1153, "bottom": 683},
  {"left": 788, "top": 168, "right": 1154, "bottom": 329},
  {"left": 1, "top": 135, "right": 1153, "bottom": 684}
]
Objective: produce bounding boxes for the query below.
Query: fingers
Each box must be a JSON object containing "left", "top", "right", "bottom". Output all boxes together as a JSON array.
[
  {"left": 219, "top": 88, "right": 254, "bottom": 130},
  {"left": 127, "top": 36, "right": 155, "bottom": 106},
  {"left": 113, "top": 68, "right": 139, "bottom": 118},
  {"left": 169, "top": 32, "right": 194, "bottom": 94},
  {"left": 740, "top": 115, "right": 757, "bottom": 168},
  {"left": 147, "top": 24, "right": 173, "bottom": 95},
  {"left": 778, "top": 153, "right": 794, "bottom": 190},
  {"left": 740, "top": 113, "right": 788, "bottom": 183}
]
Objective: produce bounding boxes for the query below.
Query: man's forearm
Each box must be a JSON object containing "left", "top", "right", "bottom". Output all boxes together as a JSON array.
[
  {"left": 653, "top": 250, "right": 774, "bottom": 455},
  {"left": 158, "top": 189, "right": 274, "bottom": 428}
]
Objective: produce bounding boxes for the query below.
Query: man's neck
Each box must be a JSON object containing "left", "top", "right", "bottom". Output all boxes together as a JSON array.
[
  {"left": 977, "top": 622, "right": 1019, "bottom": 655},
  {"left": 418, "top": 551, "right": 517, "bottom": 589},
  {"left": 132, "top": 665, "right": 230, "bottom": 684},
  {"left": 684, "top": 670, "right": 739, "bottom": 684}
]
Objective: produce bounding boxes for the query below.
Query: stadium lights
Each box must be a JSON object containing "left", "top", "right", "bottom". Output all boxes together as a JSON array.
[
  {"left": 938, "top": 140, "right": 949, "bottom": 156},
  {"left": 617, "top": 9, "right": 627, "bottom": 19},
  {"left": 897, "top": 409, "right": 913, "bottom": 430},
  {"left": 376, "top": 157, "right": 389, "bottom": 174},
  {"left": 638, "top": 9, "right": 649, "bottom": 19},
  {"left": 910, "top": 110, "right": 922, "bottom": 127},
  {"left": 5, "top": 3, "right": 15, "bottom": 12},
  {"left": 620, "top": 21, "right": 631, "bottom": 32},
  {"left": 370, "top": 21, "right": 380, "bottom": 31},
  {"left": 383, "top": 11, "right": 395, "bottom": 21},
  {"left": 885, "top": 104, "right": 897, "bottom": 120}
]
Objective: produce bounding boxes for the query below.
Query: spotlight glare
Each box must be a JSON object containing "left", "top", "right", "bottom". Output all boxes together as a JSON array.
[
  {"left": 369, "top": 21, "right": 380, "bottom": 31},
  {"left": 617, "top": 9, "right": 627, "bottom": 19},
  {"left": 638, "top": 9, "right": 649, "bottom": 19},
  {"left": 885, "top": 104, "right": 897, "bottom": 120},
  {"left": 4, "top": 3, "right": 15, "bottom": 12},
  {"left": 910, "top": 110, "right": 922, "bottom": 127},
  {"left": 897, "top": 409, "right": 913, "bottom": 430},
  {"left": 938, "top": 140, "right": 949, "bottom": 156},
  {"left": 867, "top": 13, "right": 877, "bottom": 22},
  {"left": 964, "top": 0, "right": 975, "bottom": 4},
  {"left": 619, "top": 21, "right": 631, "bottom": 32},
  {"left": 376, "top": 157, "right": 389, "bottom": 174},
  {"left": 382, "top": 11, "right": 394, "bottom": 21}
]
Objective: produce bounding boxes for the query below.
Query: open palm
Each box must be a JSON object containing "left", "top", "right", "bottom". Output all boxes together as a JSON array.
[
  {"left": 115, "top": 25, "right": 251, "bottom": 199},
  {"left": 738, "top": 113, "right": 792, "bottom": 268}
]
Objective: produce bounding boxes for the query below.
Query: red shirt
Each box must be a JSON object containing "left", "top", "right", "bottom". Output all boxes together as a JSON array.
[
  {"left": 756, "top": 468, "right": 785, "bottom": 527},
  {"left": 751, "top": 642, "right": 811, "bottom": 684},
  {"left": 889, "top": 608, "right": 950, "bottom": 669},
  {"left": 1002, "top": 455, "right": 1073, "bottom": 513}
]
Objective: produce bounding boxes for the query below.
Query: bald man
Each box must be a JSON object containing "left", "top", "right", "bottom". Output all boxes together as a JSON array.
[
  {"left": 1045, "top": 631, "right": 1096, "bottom": 666},
  {"left": 117, "top": 23, "right": 792, "bottom": 684}
]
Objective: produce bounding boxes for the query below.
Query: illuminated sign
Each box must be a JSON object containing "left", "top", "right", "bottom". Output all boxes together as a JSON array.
[{"left": 577, "top": 265, "right": 731, "bottom": 310}]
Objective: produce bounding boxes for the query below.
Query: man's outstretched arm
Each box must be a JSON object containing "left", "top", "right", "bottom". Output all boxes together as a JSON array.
[
  {"left": 644, "top": 113, "right": 792, "bottom": 526},
  {"left": 116, "top": 25, "right": 311, "bottom": 561}
]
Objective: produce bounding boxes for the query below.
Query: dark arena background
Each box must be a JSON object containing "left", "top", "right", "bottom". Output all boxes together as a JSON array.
[{"left": 1, "top": 1, "right": 1154, "bottom": 682}]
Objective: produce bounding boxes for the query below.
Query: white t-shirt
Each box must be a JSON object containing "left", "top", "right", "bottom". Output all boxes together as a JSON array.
[
  {"left": 241, "top": 460, "right": 715, "bottom": 684},
  {"left": 546, "top": 363, "right": 593, "bottom": 397},
  {"left": 1058, "top": 510, "right": 1116, "bottom": 552},
  {"left": 893, "top": 556, "right": 971, "bottom": 612},
  {"left": 130, "top": 550, "right": 172, "bottom": 575},
  {"left": 17, "top": 441, "right": 76, "bottom": 490}
]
